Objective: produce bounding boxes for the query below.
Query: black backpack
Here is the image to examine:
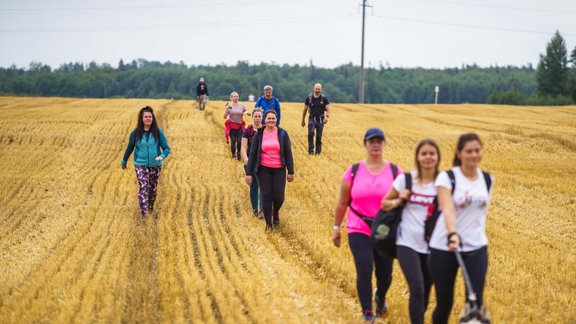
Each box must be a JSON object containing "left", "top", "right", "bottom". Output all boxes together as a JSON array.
[
  {"left": 348, "top": 162, "right": 399, "bottom": 227},
  {"left": 370, "top": 173, "right": 412, "bottom": 258},
  {"left": 424, "top": 170, "right": 492, "bottom": 244}
]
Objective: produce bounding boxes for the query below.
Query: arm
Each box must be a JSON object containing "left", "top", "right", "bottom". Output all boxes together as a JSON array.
[
  {"left": 241, "top": 137, "right": 249, "bottom": 164},
  {"left": 223, "top": 102, "right": 230, "bottom": 119},
  {"left": 284, "top": 131, "right": 294, "bottom": 179},
  {"left": 381, "top": 188, "right": 400, "bottom": 211},
  {"left": 158, "top": 130, "right": 171, "bottom": 159},
  {"left": 437, "top": 186, "right": 459, "bottom": 250},
  {"left": 246, "top": 131, "right": 259, "bottom": 175},
  {"left": 276, "top": 100, "right": 281, "bottom": 126},
  {"left": 301, "top": 98, "right": 309, "bottom": 127},
  {"left": 332, "top": 179, "right": 352, "bottom": 247},
  {"left": 324, "top": 103, "right": 331, "bottom": 124},
  {"left": 121, "top": 131, "right": 136, "bottom": 168}
]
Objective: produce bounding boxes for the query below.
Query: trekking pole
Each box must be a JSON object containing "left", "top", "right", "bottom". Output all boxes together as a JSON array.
[{"left": 454, "top": 250, "right": 477, "bottom": 304}]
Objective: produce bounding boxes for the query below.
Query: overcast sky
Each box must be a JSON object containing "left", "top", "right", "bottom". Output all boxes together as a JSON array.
[{"left": 1, "top": 0, "right": 575, "bottom": 69}]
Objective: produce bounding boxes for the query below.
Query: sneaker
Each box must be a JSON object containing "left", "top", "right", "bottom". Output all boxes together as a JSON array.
[
  {"left": 362, "top": 310, "right": 375, "bottom": 323},
  {"left": 374, "top": 293, "right": 387, "bottom": 317},
  {"left": 257, "top": 210, "right": 264, "bottom": 219},
  {"left": 253, "top": 209, "right": 259, "bottom": 217}
]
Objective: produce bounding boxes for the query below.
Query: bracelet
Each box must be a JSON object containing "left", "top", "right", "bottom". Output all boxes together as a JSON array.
[{"left": 332, "top": 225, "right": 341, "bottom": 231}]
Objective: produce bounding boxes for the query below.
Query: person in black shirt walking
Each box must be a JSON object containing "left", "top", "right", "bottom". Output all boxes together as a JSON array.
[
  {"left": 301, "top": 83, "right": 331, "bottom": 155},
  {"left": 196, "top": 77, "right": 209, "bottom": 110}
]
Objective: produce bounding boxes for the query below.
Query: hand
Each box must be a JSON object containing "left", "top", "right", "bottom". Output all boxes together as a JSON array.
[
  {"left": 323, "top": 116, "right": 329, "bottom": 124},
  {"left": 287, "top": 174, "right": 295, "bottom": 182},
  {"left": 398, "top": 189, "right": 411, "bottom": 201},
  {"left": 121, "top": 164, "right": 127, "bottom": 170},
  {"left": 245, "top": 175, "right": 253, "bottom": 185},
  {"left": 448, "top": 233, "right": 460, "bottom": 251},
  {"left": 332, "top": 231, "right": 341, "bottom": 247},
  {"left": 301, "top": 120, "right": 305, "bottom": 127},
  {"left": 155, "top": 156, "right": 164, "bottom": 161},
  {"left": 243, "top": 157, "right": 249, "bottom": 164}
]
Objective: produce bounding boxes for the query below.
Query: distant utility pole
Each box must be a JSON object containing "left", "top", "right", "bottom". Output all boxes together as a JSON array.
[{"left": 359, "top": 0, "right": 371, "bottom": 104}]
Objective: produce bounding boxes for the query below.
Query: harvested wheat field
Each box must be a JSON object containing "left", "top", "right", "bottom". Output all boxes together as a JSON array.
[{"left": 0, "top": 96, "right": 574, "bottom": 323}]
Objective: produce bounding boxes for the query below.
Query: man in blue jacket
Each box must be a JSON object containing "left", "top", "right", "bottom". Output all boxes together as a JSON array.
[{"left": 255, "top": 85, "right": 281, "bottom": 125}]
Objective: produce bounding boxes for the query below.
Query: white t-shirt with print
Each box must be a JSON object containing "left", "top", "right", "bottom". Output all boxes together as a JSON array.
[
  {"left": 429, "top": 167, "right": 494, "bottom": 252},
  {"left": 394, "top": 171, "right": 437, "bottom": 254}
]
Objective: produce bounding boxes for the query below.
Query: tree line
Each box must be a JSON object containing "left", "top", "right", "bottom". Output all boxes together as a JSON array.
[{"left": 0, "top": 32, "right": 574, "bottom": 105}]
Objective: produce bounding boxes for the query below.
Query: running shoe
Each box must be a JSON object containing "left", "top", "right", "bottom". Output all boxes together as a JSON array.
[
  {"left": 374, "top": 292, "right": 388, "bottom": 317},
  {"left": 362, "top": 310, "right": 375, "bottom": 323}
]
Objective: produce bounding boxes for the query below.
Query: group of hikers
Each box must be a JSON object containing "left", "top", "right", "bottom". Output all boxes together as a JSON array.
[{"left": 120, "top": 81, "right": 493, "bottom": 324}]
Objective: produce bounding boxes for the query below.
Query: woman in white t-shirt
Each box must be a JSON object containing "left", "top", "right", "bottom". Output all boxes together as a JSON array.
[
  {"left": 381, "top": 139, "right": 440, "bottom": 324},
  {"left": 428, "top": 133, "right": 494, "bottom": 324}
]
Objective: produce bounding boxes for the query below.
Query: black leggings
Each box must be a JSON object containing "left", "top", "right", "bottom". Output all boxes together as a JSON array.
[
  {"left": 256, "top": 166, "right": 286, "bottom": 227},
  {"left": 428, "top": 246, "right": 488, "bottom": 324},
  {"left": 229, "top": 128, "right": 242, "bottom": 158},
  {"left": 396, "top": 246, "right": 432, "bottom": 324},
  {"left": 348, "top": 233, "right": 393, "bottom": 312}
]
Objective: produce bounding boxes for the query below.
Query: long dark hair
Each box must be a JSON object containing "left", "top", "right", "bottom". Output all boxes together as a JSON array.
[
  {"left": 453, "top": 133, "right": 482, "bottom": 166},
  {"left": 415, "top": 139, "right": 441, "bottom": 180},
  {"left": 135, "top": 106, "right": 159, "bottom": 142}
]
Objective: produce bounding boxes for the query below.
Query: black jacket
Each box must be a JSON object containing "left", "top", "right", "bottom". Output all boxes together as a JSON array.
[{"left": 246, "top": 127, "right": 294, "bottom": 176}]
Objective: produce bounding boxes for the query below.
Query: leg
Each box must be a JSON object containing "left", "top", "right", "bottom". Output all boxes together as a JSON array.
[
  {"left": 348, "top": 233, "right": 375, "bottom": 313},
  {"left": 420, "top": 251, "right": 433, "bottom": 313},
  {"left": 230, "top": 129, "right": 239, "bottom": 157},
  {"left": 428, "top": 248, "right": 459, "bottom": 324},
  {"left": 315, "top": 119, "right": 324, "bottom": 154},
  {"left": 256, "top": 167, "right": 273, "bottom": 227},
  {"left": 134, "top": 166, "right": 150, "bottom": 215},
  {"left": 270, "top": 168, "right": 286, "bottom": 227},
  {"left": 249, "top": 170, "right": 259, "bottom": 215},
  {"left": 307, "top": 118, "right": 315, "bottom": 154},
  {"left": 236, "top": 131, "right": 242, "bottom": 159},
  {"left": 147, "top": 165, "right": 162, "bottom": 211},
  {"left": 397, "top": 246, "right": 426, "bottom": 324},
  {"left": 373, "top": 246, "right": 393, "bottom": 304},
  {"left": 463, "top": 246, "right": 488, "bottom": 307}
]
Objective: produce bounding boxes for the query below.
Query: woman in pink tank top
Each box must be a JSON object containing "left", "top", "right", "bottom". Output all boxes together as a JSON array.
[
  {"left": 245, "top": 110, "right": 295, "bottom": 230},
  {"left": 331, "top": 127, "right": 403, "bottom": 323}
]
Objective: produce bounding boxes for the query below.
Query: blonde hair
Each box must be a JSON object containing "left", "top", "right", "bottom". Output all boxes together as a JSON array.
[
  {"left": 229, "top": 91, "right": 239, "bottom": 100},
  {"left": 252, "top": 108, "right": 263, "bottom": 116}
]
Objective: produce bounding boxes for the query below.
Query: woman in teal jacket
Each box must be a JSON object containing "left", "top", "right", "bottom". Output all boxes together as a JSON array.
[{"left": 121, "top": 106, "right": 171, "bottom": 216}]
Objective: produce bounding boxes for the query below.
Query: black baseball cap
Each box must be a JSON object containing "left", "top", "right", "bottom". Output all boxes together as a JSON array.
[{"left": 364, "top": 127, "right": 385, "bottom": 142}]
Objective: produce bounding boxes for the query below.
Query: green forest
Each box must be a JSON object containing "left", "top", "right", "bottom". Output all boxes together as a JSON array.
[{"left": 1, "top": 32, "right": 574, "bottom": 105}]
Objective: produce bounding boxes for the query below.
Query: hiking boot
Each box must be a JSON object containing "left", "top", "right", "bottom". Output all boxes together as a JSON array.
[
  {"left": 374, "top": 293, "right": 387, "bottom": 317},
  {"left": 362, "top": 310, "right": 375, "bottom": 323}
]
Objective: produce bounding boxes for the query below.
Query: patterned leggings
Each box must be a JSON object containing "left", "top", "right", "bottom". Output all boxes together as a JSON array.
[{"left": 134, "top": 165, "right": 162, "bottom": 214}]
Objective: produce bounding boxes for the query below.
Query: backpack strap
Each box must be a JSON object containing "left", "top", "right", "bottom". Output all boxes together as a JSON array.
[
  {"left": 482, "top": 171, "right": 492, "bottom": 193},
  {"left": 404, "top": 172, "right": 412, "bottom": 191},
  {"left": 390, "top": 163, "right": 398, "bottom": 180},
  {"left": 446, "top": 170, "right": 456, "bottom": 195}
]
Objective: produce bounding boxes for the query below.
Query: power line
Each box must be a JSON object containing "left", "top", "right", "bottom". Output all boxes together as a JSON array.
[
  {"left": 373, "top": 14, "right": 576, "bottom": 37},
  {"left": 0, "top": 0, "right": 297, "bottom": 12},
  {"left": 0, "top": 14, "right": 356, "bottom": 33},
  {"left": 384, "top": 0, "right": 576, "bottom": 15}
]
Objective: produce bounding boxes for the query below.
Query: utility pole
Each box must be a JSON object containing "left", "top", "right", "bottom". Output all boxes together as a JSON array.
[{"left": 359, "top": 0, "right": 371, "bottom": 104}]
